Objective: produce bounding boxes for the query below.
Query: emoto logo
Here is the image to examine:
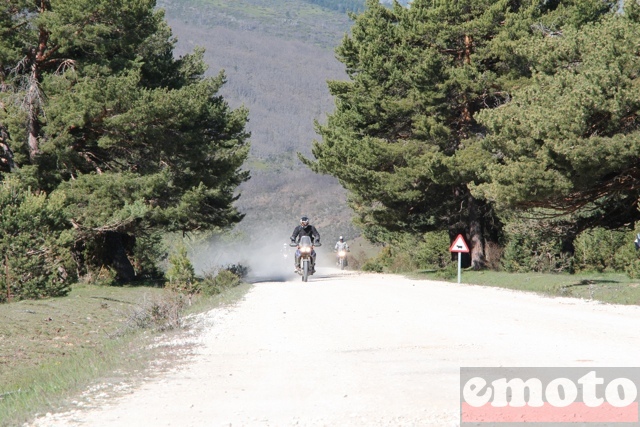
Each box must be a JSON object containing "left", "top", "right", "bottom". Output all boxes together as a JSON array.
[{"left": 460, "top": 368, "right": 640, "bottom": 425}]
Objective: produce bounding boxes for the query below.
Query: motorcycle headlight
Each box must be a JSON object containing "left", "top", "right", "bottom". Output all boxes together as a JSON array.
[
  {"left": 301, "top": 247, "right": 311, "bottom": 253},
  {"left": 338, "top": 250, "right": 346, "bottom": 256}
]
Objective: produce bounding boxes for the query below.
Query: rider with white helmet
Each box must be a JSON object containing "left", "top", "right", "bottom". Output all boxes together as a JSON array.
[{"left": 334, "top": 236, "right": 349, "bottom": 265}]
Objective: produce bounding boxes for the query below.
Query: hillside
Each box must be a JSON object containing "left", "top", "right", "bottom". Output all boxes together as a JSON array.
[{"left": 157, "top": 0, "right": 360, "bottom": 245}]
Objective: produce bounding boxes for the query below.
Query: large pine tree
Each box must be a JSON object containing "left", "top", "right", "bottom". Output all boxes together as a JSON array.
[
  {"left": 0, "top": 0, "right": 249, "bottom": 281},
  {"left": 306, "top": 0, "right": 620, "bottom": 268},
  {"left": 471, "top": 3, "right": 640, "bottom": 235}
]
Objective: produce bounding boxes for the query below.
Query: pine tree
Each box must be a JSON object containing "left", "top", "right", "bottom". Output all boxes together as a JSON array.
[
  {"left": 305, "top": 0, "right": 620, "bottom": 268},
  {"left": 473, "top": 3, "right": 640, "bottom": 234},
  {"left": 0, "top": 0, "right": 250, "bottom": 282}
]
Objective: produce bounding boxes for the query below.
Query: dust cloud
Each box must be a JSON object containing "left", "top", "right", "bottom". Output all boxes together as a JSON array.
[
  {"left": 189, "top": 222, "right": 341, "bottom": 282},
  {"left": 188, "top": 226, "right": 293, "bottom": 282}
]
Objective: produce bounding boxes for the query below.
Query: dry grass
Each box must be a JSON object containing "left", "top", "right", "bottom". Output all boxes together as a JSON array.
[
  {"left": 0, "top": 282, "right": 251, "bottom": 427},
  {"left": 410, "top": 270, "right": 640, "bottom": 306}
]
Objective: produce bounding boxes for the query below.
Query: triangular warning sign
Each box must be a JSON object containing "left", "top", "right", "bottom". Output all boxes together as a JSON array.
[{"left": 449, "top": 234, "right": 469, "bottom": 253}]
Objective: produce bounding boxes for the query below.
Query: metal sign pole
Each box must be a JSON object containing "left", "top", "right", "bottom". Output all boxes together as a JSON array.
[{"left": 449, "top": 234, "right": 469, "bottom": 285}]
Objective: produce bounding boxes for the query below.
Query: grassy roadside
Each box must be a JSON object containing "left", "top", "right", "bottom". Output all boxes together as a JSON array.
[
  {"left": 409, "top": 269, "right": 640, "bottom": 306},
  {"left": 0, "top": 282, "right": 251, "bottom": 427}
]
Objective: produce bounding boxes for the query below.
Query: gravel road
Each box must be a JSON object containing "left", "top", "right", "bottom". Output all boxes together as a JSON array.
[{"left": 29, "top": 269, "right": 640, "bottom": 426}]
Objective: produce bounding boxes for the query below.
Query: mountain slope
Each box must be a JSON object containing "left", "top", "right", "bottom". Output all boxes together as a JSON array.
[{"left": 157, "top": 0, "right": 359, "bottom": 243}]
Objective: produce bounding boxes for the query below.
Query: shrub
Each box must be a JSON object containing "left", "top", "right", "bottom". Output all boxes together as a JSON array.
[
  {"left": 224, "top": 263, "right": 249, "bottom": 278},
  {"left": 621, "top": 228, "right": 640, "bottom": 278},
  {"left": 0, "top": 177, "right": 76, "bottom": 302},
  {"left": 573, "top": 227, "right": 628, "bottom": 272},
  {"left": 361, "top": 258, "right": 384, "bottom": 272},
  {"left": 122, "top": 293, "right": 186, "bottom": 333},
  {"left": 166, "top": 245, "right": 196, "bottom": 295},
  {"left": 415, "top": 231, "right": 452, "bottom": 270},
  {"left": 199, "top": 265, "right": 244, "bottom": 296},
  {"left": 361, "top": 246, "right": 391, "bottom": 272},
  {"left": 434, "top": 262, "right": 458, "bottom": 281},
  {"left": 132, "top": 231, "right": 167, "bottom": 279},
  {"left": 501, "top": 216, "right": 572, "bottom": 273},
  {"left": 626, "top": 257, "right": 640, "bottom": 279},
  {"left": 387, "top": 250, "right": 417, "bottom": 273},
  {"left": 357, "top": 232, "right": 454, "bottom": 273}
]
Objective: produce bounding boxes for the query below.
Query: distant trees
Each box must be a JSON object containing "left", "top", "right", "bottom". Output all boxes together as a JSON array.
[
  {"left": 0, "top": 0, "right": 249, "bottom": 298},
  {"left": 302, "top": 0, "right": 366, "bottom": 13},
  {"left": 306, "top": 0, "right": 638, "bottom": 270},
  {"left": 300, "top": 0, "right": 411, "bottom": 14}
]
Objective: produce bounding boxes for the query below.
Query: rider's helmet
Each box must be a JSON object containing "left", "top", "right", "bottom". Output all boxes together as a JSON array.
[
  {"left": 300, "top": 216, "right": 309, "bottom": 227},
  {"left": 339, "top": 236, "right": 344, "bottom": 242}
]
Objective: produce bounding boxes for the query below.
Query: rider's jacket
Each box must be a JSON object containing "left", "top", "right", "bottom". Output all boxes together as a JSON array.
[
  {"left": 291, "top": 224, "right": 320, "bottom": 243},
  {"left": 335, "top": 241, "right": 349, "bottom": 251}
]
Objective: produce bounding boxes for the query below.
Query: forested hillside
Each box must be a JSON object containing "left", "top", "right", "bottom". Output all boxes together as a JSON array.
[{"left": 156, "top": 0, "right": 360, "bottom": 244}]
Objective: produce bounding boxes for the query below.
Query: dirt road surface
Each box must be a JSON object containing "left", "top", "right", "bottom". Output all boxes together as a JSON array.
[{"left": 29, "top": 269, "right": 640, "bottom": 426}]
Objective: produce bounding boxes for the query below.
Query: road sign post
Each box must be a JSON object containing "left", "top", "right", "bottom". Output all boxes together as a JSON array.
[{"left": 449, "top": 234, "right": 470, "bottom": 284}]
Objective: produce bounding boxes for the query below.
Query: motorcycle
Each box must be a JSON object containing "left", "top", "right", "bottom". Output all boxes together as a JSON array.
[
  {"left": 290, "top": 235, "right": 321, "bottom": 282},
  {"left": 336, "top": 249, "right": 348, "bottom": 270}
]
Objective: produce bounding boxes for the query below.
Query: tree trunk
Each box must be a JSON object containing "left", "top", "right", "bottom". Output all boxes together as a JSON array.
[
  {"left": 468, "top": 193, "right": 486, "bottom": 270},
  {"left": 460, "top": 34, "right": 474, "bottom": 132},
  {"left": 0, "top": 124, "right": 16, "bottom": 172},
  {"left": 26, "top": 19, "right": 51, "bottom": 162},
  {"left": 26, "top": 61, "right": 41, "bottom": 162},
  {"left": 71, "top": 238, "right": 87, "bottom": 278},
  {"left": 463, "top": 34, "right": 472, "bottom": 65},
  {"left": 104, "top": 231, "right": 136, "bottom": 282}
]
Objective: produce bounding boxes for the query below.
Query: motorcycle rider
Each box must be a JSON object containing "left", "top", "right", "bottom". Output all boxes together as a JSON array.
[
  {"left": 290, "top": 216, "right": 320, "bottom": 273},
  {"left": 334, "top": 236, "right": 349, "bottom": 265}
]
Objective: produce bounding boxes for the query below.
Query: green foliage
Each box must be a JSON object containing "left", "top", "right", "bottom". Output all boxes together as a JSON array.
[
  {"left": 303, "top": 0, "right": 640, "bottom": 271},
  {"left": 434, "top": 263, "right": 458, "bottom": 281},
  {"left": 306, "top": 0, "right": 578, "bottom": 266},
  {"left": 474, "top": 9, "right": 640, "bottom": 231},
  {"left": 0, "top": 0, "right": 250, "bottom": 288},
  {"left": 304, "top": 0, "right": 638, "bottom": 272},
  {"left": 131, "top": 232, "right": 167, "bottom": 280},
  {"left": 573, "top": 228, "right": 629, "bottom": 273},
  {"left": 620, "top": 227, "right": 640, "bottom": 279},
  {"left": 412, "top": 269, "right": 640, "bottom": 305},
  {"left": 0, "top": 178, "right": 76, "bottom": 302},
  {"left": 625, "top": 258, "right": 640, "bottom": 280},
  {"left": 500, "top": 215, "right": 573, "bottom": 274},
  {"left": 361, "top": 256, "right": 385, "bottom": 273},
  {"left": 415, "top": 231, "right": 452, "bottom": 270},
  {"left": 199, "top": 266, "right": 244, "bottom": 296},
  {"left": 166, "top": 245, "right": 196, "bottom": 295},
  {"left": 359, "top": 232, "right": 452, "bottom": 273}
]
